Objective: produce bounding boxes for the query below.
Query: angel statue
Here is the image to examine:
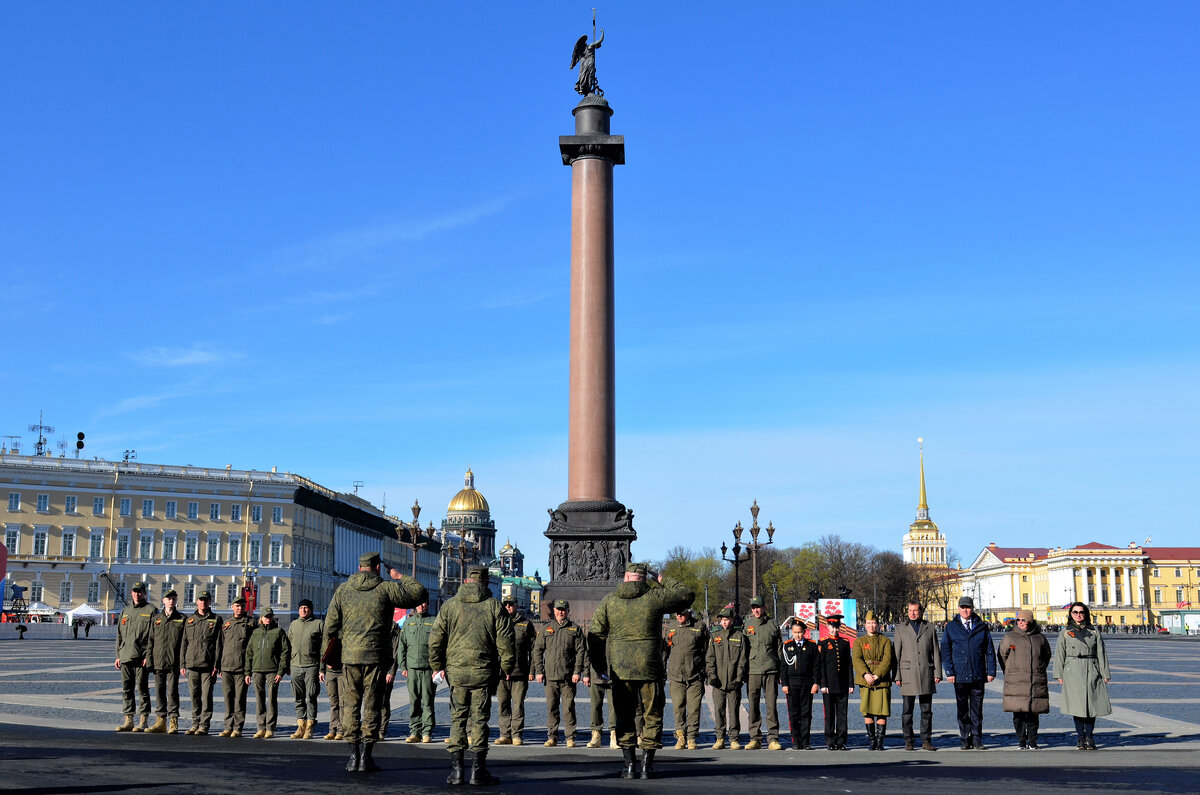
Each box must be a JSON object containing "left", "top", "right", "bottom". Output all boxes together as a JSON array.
[{"left": 570, "top": 25, "right": 604, "bottom": 97}]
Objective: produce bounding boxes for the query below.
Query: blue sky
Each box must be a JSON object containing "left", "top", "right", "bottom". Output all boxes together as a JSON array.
[{"left": 3, "top": 3, "right": 1197, "bottom": 571}]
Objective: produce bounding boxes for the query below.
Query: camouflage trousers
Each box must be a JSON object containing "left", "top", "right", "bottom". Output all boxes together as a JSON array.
[
  {"left": 611, "top": 678, "right": 665, "bottom": 750},
  {"left": 342, "top": 663, "right": 385, "bottom": 744},
  {"left": 154, "top": 668, "right": 180, "bottom": 719},
  {"left": 325, "top": 669, "right": 343, "bottom": 733},
  {"left": 496, "top": 678, "right": 527, "bottom": 738},
  {"left": 590, "top": 682, "right": 644, "bottom": 735},
  {"left": 221, "top": 670, "right": 248, "bottom": 732},
  {"left": 669, "top": 677, "right": 704, "bottom": 741},
  {"left": 119, "top": 660, "right": 151, "bottom": 718},
  {"left": 448, "top": 685, "right": 492, "bottom": 753}
]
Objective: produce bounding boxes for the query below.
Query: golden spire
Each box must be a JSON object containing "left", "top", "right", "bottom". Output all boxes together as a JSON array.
[{"left": 918, "top": 437, "right": 928, "bottom": 511}]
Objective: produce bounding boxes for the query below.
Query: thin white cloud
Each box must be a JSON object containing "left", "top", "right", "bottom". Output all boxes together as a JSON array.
[
  {"left": 480, "top": 289, "right": 557, "bottom": 309},
  {"left": 125, "top": 344, "right": 244, "bottom": 367},
  {"left": 314, "top": 313, "right": 352, "bottom": 326}
]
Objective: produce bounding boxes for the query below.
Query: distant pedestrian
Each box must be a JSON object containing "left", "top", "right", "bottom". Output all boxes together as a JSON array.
[
  {"left": 1054, "top": 602, "right": 1111, "bottom": 750},
  {"left": 998, "top": 610, "right": 1050, "bottom": 750},
  {"left": 72, "top": 620, "right": 79, "bottom": 639},
  {"left": 893, "top": 600, "right": 941, "bottom": 751},
  {"left": 940, "top": 596, "right": 996, "bottom": 749}
]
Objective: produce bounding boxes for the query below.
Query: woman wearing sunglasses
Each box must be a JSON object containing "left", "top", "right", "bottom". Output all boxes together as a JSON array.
[{"left": 1053, "top": 602, "right": 1112, "bottom": 749}]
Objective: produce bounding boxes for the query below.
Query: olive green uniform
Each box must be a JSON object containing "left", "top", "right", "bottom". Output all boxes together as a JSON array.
[
  {"left": 180, "top": 609, "right": 223, "bottom": 732},
  {"left": 496, "top": 612, "right": 535, "bottom": 740},
  {"left": 743, "top": 612, "right": 783, "bottom": 743},
  {"left": 219, "top": 614, "right": 255, "bottom": 734},
  {"left": 245, "top": 619, "right": 290, "bottom": 732},
  {"left": 590, "top": 577, "right": 695, "bottom": 750},
  {"left": 533, "top": 618, "right": 587, "bottom": 740},
  {"left": 288, "top": 614, "right": 325, "bottom": 723},
  {"left": 395, "top": 610, "right": 437, "bottom": 739},
  {"left": 852, "top": 632, "right": 895, "bottom": 716},
  {"left": 706, "top": 626, "right": 749, "bottom": 742},
  {"left": 115, "top": 600, "right": 158, "bottom": 722},
  {"left": 150, "top": 608, "right": 186, "bottom": 722},
  {"left": 663, "top": 616, "right": 709, "bottom": 743},
  {"left": 428, "top": 582, "right": 516, "bottom": 753}
]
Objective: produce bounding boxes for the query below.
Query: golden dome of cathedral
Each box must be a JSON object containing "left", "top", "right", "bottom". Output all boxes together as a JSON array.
[{"left": 447, "top": 468, "right": 490, "bottom": 514}]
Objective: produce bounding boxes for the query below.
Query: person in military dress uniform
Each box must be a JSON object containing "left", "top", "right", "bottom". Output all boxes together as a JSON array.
[
  {"left": 852, "top": 611, "right": 895, "bottom": 750},
  {"left": 218, "top": 597, "right": 254, "bottom": 738},
  {"left": 114, "top": 582, "right": 157, "bottom": 732},
  {"left": 780, "top": 618, "right": 819, "bottom": 749},
  {"left": 534, "top": 598, "right": 588, "bottom": 748},
  {"left": 395, "top": 600, "right": 437, "bottom": 743},
  {"left": 706, "top": 607, "right": 749, "bottom": 749},
  {"left": 429, "top": 564, "right": 515, "bottom": 786},
  {"left": 590, "top": 563, "right": 694, "bottom": 779},
  {"left": 816, "top": 614, "right": 854, "bottom": 749},
  {"left": 743, "top": 596, "right": 784, "bottom": 750},
  {"left": 147, "top": 589, "right": 186, "bottom": 734},
  {"left": 663, "top": 607, "right": 709, "bottom": 750},
  {"left": 495, "top": 596, "right": 535, "bottom": 745},
  {"left": 245, "top": 607, "right": 290, "bottom": 738},
  {"left": 179, "top": 590, "right": 223, "bottom": 735},
  {"left": 323, "top": 550, "right": 428, "bottom": 773}
]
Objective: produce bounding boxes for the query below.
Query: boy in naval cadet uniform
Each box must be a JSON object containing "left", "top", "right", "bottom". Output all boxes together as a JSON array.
[
  {"left": 780, "top": 618, "right": 819, "bottom": 749},
  {"left": 114, "top": 582, "right": 157, "bottom": 732},
  {"left": 706, "top": 607, "right": 748, "bottom": 749},
  {"left": 817, "top": 614, "right": 854, "bottom": 749}
]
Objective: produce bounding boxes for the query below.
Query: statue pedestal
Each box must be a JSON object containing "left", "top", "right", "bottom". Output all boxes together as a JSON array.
[{"left": 541, "top": 500, "right": 635, "bottom": 624}]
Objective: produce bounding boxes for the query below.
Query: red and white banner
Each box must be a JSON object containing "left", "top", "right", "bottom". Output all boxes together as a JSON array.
[
  {"left": 791, "top": 602, "right": 818, "bottom": 641},
  {"left": 818, "top": 598, "right": 858, "bottom": 641}
]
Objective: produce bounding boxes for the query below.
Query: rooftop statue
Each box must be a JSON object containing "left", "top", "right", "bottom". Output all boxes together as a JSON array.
[{"left": 570, "top": 19, "right": 604, "bottom": 97}]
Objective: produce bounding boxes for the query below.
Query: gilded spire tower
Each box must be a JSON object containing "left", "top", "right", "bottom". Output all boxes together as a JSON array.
[{"left": 903, "top": 438, "right": 947, "bottom": 566}]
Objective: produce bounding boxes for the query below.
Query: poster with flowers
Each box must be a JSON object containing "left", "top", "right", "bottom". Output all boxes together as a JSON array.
[
  {"left": 792, "top": 602, "right": 818, "bottom": 642},
  {"left": 818, "top": 598, "right": 858, "bottom": 641}
]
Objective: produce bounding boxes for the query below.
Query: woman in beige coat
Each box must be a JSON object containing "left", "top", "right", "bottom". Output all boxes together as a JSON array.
[
  {"left": 1053, "top": 602, "right": 1112, "bottom": 750},
  {"left": 998, "top": 610, "right": 1051, "bottom": 749}
]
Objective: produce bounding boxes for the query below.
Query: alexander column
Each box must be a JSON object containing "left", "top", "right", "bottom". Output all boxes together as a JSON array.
[{"left": 543, "top": 23, "right": 634, "bottom": 622}]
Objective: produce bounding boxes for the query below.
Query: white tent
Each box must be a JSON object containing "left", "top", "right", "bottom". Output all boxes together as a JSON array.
[
  {"left": 24, "top": 601, "right": 59, "bottom": 615},
  {"left": 66, "top": 603, "right": 104, "bottom": 622}
]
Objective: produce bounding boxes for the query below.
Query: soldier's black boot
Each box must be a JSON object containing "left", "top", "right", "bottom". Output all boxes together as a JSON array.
[
  {"left": 619, "top": 747, "right": 637, "bottom": 779},
  {"left": 447, "top": 750, "right": 466, "bottom": 786},
  {"left": 638, "top": 749, "right": 656, "bottom": 780},
  {"left": 361, "top": 741, "right": 381, "bottom": 772},
  {"left": 345, "top": 741, "right": 362, "bottom": 773},
  {"left": 469, "top": 750, "right": 500, "bottom": 786}
]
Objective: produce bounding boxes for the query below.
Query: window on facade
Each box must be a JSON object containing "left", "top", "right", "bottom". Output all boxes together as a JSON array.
[
  {"left": 89, "top": 534, "right": 102, "bottom": 558},
  {"left": 119, "top": 498, "right": 131, "bottom": 517},
  {"left": 141, "top": 499, "right": 153, "bottom": 518},
  {"left": 139, "top": 535, "right": 153, "bottom": 560},
  {"left": 1022, "top": 575, "right": 1028, "bottom": 582},
  {"left": 34, "top": 530, "right": 48, "bottom": 555},
  {"left": 209, "top": 503, "right": 221, "bottom": 521},
  {"left": 88, "top": 581, "right": 99, "bottom": 603},
  {"left": 227, "top": 583, "right": 238, "bottom": 604},
  {"left": 251, "top": 505, "right": 262, "bottom": 523},
  {"left": 207, "top": 538, "right": 220, "bottom": 562},
  {"left": 62, "top": 532, "right": 75, "bottom": 557},
  {"left": 1175, "top": 568, "right": 1182, "bottom": 578},
  {"left": 1087, "top": 587, "right": 1095, "bottom": 603},
  {"left": 93, "top": 497, "right": 105, "bottom": 515},
  {"left": 187, "top": 501, "right": 199, "bottom": 520},
  {"left": 230, "top": 504, "right": 242, "bottom": 522},
  {"left": 65, "top": 496, "right": 77, "bottom": 513},
  {"left": 1177, "top": 588, "right": 1185, "bottom": 603},
  {"left": 1022, "top": 594, "right": 1030, "bottom": 605},
  {"left": 229, "top": 538, "right": 241, "bottom": 564},
  {"left": 116, "top": 535, "right": 130, "bottom": 559},
  {"left": 185, "top": 583, "right": 195, "bottom": 604},
  {"left": 1154, "top": 587, "right": 1162, "bottom": 603},
  {"left": 7, "top": 492, "right": 19, "bottom": 511},
  {"left": 270, "top": 538, "right": 282, "bottom": 564},
  {"left": 162, "top": 536, "right": 176, "bottom": 560},
  {"left": 36, "top": 494, "right": 49, "bottom": 512},
  {"left": 272, "top": 507, "right": 283, "bottom": 523},
  {"left": 165, "top": 500, "right": 177, "bottom": 518},
  {"left": 249, "top": 539, "right": 261, "bottom": 563},
  {"left": 4, "top": 529, "right": 17, "bottom": 554},
  {"left": 59, "top": 581, "right": 72, "bottom": 605},
  {"left": 269, "top": 583, "right": 280, "bottom": 605},
  {"left": 31, "top": 582, "right": 43, "bottom": 602},
  {"left": 1152, "top": 568, "right": 1160, "bottom": 578},
  {"left": 185, "top": 537, "right": 198, "bottom": 561}
]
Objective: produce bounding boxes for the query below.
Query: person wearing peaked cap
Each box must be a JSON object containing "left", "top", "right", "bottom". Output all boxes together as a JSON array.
[
  {"left": 147, "top": 588, "right": 186, "bottom": 734},
  {"left": 180, "top": 588, "right": 223, "bottom": 736},
  {"left": 322, "top": 546, "right": 428, "bottom": 772},
  {"left": 534, "top": 597, "right": 587, "bottom": 748},
  {"left": 852, "top": 611, "right": 895, "bottom": 750},
  {"left": 496, "top": 596, "right": 535, "bottom": 746},
  {"left": 393, "top": 600, "right": 436, "bottom": 744},
  {"left": 743, "top": 596, "right": 784, "bottom": 750},
  {"left": 663, "top": 604, "right": 709, "bottom": 750},
  {"left": 940, "top": 594, "right": 996, "bottom": 749},
  {"left": 817, "top": 614, "right": 854, "bottom": 749},
  {"left": 245, "top": 606, "right": 289, "bottom": 739},
  {"left": 218, "top": 593, "right": 255, "bottom": 738},
  {"left": 114, "top": 580, "right": 158, "bottom": 733},
  {"left": 429, "top": 553, "right": 515, "bottom": 785},
  {"left": 706, "top": 607, "right": 748, "bottom": 749}
]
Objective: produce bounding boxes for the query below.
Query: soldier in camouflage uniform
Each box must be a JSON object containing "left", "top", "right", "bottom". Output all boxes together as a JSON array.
[
  {"left": 534, "top": 598, "right": 588, "bottom": 747},
  {"left": 114, "top": 582, "right": 157, "bottom": 732},
  {"left": 585, "top": 630, "right": 645, "bottom": 748},
  {"left": 394, "top": 600, "right": 437, "bottom": 743},
  {"left": 288, "top": 599, "right": 325, "bottom": 740},
  {"left": 323, "top": 551, "right": 427, "bottom": 773},
  {"left": 429, "top": 565, "right": 515, "bottom": 787},
  {"left": 218, "top": 598, "right": 254, "bottom": 738},
  {"left": 495, "top": 596, "right": 535, "bottom": 745},
  {"left": 663, "top": 607, "right": 709, "bottom": 750},
  {"left": 180, "top": 591, "right": 223, "bottom": 735},
  {"left": 147, "top": 589, "right": 186, "bottom": 734},
  {"left": 707, "top": 607, "right": 749, "bottom": 749},
  {"left": 743, "top": 596, "right": 784, "bottom": 750},
  {"left": 590, "top": 563, "right": 694, "bottom": 780}
]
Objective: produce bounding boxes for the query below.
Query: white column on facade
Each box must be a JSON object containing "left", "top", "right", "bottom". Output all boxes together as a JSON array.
[
  {"left": 1135, "top": 567, "right": 1146, "bottom": 613},
  {"left": 1108, "top": 566, "right": 1115, "bottom": 605}
]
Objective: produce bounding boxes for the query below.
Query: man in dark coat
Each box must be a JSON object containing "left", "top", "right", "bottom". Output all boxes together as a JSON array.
[
  {"left": 893, "top": 600, "right": 941, "bottom": 750},
  {"left": 816, "top": 615, "right": 854, "bottom": 749},
  {"left": 940, "top": 596, "right": 996, "bottom": 749},
  {"left": 780, "top": 618, "right": 819, "bottom": 749}
]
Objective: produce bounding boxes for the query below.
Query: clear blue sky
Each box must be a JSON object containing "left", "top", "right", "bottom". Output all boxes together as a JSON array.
[{"left": 3, "top": 3, "right": 1197, "bottom": 571}]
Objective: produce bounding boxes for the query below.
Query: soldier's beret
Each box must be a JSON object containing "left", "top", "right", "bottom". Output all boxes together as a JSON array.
[
  {"left": 717, "top": 608, "right": 734, "bottom": 619},
  {"left": 465, "top": 565, "right": 490, "bottom": 582},
  {"left": 262, "top": 608, "right": 275, "bottom": 618},
  {"left": 748, "top": 596, "right": 764, "bottom": 608},
  {"left": 163, "top": 589, "right": 178, "bottom": 599},
  {"left": 553, "top": 599, "right": 570, "bottom": 610},
  {"left": 625, "top": 562, "right": 648, "bottom": 575},
  {"left": 131, "top": 582, "right": 148, "bottom": 593},
  {"left": 299, "top": 599, "right": 314, "bottom": 609},
  {"left": 359, "top": 551, "right": 382, "bottom": 567},
  {"left": 197, "top": 591, "right": 213, "bottom": 601},
  {"left": 232, "top": 597, "right": 246, "bottom": 606}
]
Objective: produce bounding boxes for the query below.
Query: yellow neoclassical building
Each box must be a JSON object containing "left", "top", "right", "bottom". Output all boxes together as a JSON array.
[{"left": 901, "top": 441, "right": 959, "bottom": 621}]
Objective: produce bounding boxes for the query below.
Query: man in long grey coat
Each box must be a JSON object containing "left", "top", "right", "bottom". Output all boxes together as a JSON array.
[{"left": 893, "top": 600, "right": 941, "bottom": 751}]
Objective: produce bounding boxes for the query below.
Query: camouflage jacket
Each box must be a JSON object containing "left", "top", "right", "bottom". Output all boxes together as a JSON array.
[
  {"left": 218, "top": 615, "right": 256, "bottom": 672},
  {"left": 589, "top": 577, "right": 695, "bottom": 681},
  {"left": 533, "top": 618, "right": 586, "bottom": 680},
  {"left": 245, "top": 622, "right": 290, "bottom": 676},
  {"left": 705, "top": 626, "right": 749, "bottom": 689},
  {"left": 323, "top": 571, "right": 428, "bottom": 666},
  {"left": 395, "top": 611, "right": 436, "bottom": 672},
  {"left": 149, "top": 608, "right": 186, "bottom": 670},
  {"left": 115, "top": 601, "right": 158, "bottom": 663},
  {"left": 288, "top": 615, "right": 325, "bottom": 668},
  {"left": 509, "top": 613, "right": 536, "bottom": 677},
  {"left": 428, "top": 582, "right": 515, "bottom": 688},
  {"left": 743, "top": 613, "right": 782, "bottom": 675},
  {"left": 586, "top": 632, "right": 611, "bottom": 685},
  {"left": 180, "top": 610, "right": 224, "bottom": 670},
  {"left": 663, "top": 616, "right": 710, "bottom": 682}
]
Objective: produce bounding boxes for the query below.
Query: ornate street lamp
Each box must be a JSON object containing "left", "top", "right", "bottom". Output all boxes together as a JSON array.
[
  {"left": 720, "top": 539, "right": 750, "bottom": 618},
  {"left": 741, "top": 500, "right": 776, "bottom": 600}
]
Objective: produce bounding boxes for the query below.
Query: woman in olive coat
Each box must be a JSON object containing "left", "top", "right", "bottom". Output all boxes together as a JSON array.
[
  {"left": 1053, "top": 602, "right": 1112, "bottom": 750},
  {"left": 997, "top": 610, "right": 1051, "bottom": 749}
]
